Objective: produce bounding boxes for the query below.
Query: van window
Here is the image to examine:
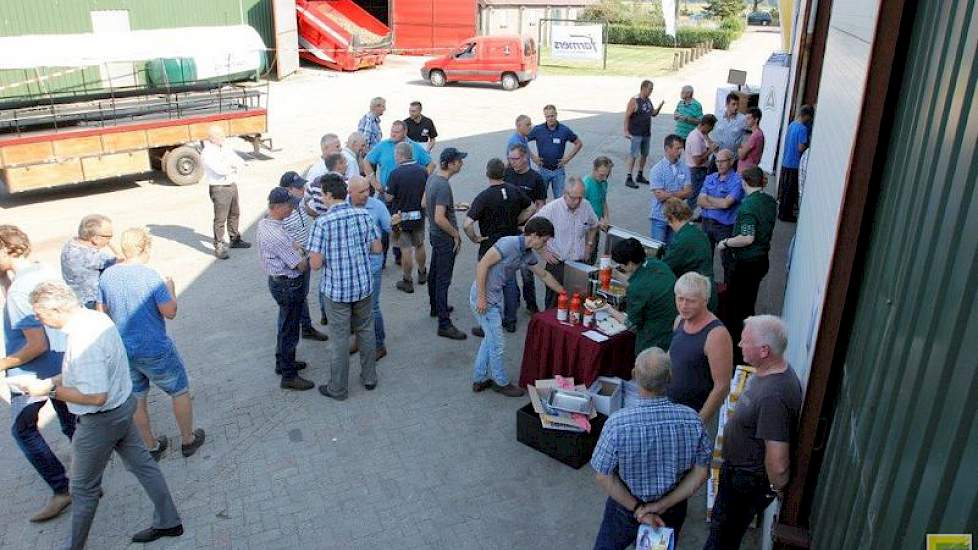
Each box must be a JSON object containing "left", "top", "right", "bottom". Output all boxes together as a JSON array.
[
  {"left": 523, "top": 38, "right": 537, "bottom": 56},
  {"left": 455, "top": 42, "right": 477, "bottom": 59}
]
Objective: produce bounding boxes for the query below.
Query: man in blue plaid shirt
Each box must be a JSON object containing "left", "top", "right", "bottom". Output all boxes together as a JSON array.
[
  {"left": 306, "top": 174, "right": 383, "bottom": 401},
  {"left": 590, "top": 347, "right": 712, "bottom": 549},
  {"left": 357, "top": 97, "right": 386, "bottom": 152}
]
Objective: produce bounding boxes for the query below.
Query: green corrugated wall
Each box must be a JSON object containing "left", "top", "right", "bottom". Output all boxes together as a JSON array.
[
  {"left": 0, "top": 0, "right": 274, "bottom": 99},
  {"left": 810, "top": 0, "right": 978, "bottom": 547}
]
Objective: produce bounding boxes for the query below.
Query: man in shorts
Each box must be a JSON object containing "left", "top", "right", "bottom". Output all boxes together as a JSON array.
[
  {"left": 624, "top": 80, "right": 664, "bottom": 188},
  {"left": 97, "top": 227, "right": 205, "bottom": 460},
  {"left": 387, "top": 142, "right": 429, "bottom": 293}
]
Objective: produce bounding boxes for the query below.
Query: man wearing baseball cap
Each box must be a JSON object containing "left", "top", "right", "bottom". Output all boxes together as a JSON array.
[
  {"left": 427, "top": 148, "right": 468, "bottom": 340},
  {"left": 279, "top": 172, "right": 329, "bottom": 339},
  {"left": 257, "top": 187, "right": 315, "bottom": 390}
]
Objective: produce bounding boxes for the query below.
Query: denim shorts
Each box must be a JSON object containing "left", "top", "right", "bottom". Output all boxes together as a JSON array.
[
  {"left": 129, "top": 342, "right": 190, "bottom": 398},
  {"left": 629, "top": 135, "right": 651, "bottom": 157}
]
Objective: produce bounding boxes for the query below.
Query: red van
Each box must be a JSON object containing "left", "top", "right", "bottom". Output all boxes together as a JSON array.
[{"left": 421, "top": 35, "right": 538, "bottom": 91}]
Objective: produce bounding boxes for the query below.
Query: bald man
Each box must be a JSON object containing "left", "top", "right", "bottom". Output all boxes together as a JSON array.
[
  {"left": 348, "top": 176, "right": 392, "bottom": 361},
  {"left": 531, "top": 177, "right": 598, "bottom": 308},
  {"left": 202, "top": 125, "right": 250, "bottom": 259}
]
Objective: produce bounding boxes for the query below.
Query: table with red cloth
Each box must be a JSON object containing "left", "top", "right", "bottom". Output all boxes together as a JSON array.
[{"left": 518, "top": 308, "right": 636, "bottom": 388}]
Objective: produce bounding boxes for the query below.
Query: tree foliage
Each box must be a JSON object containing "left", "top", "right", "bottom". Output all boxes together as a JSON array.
[{"left": 703, "top": 0, "right": 746, "bottom": 19}]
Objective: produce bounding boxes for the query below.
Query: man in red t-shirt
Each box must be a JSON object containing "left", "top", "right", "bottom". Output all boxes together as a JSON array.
[{"left": 737, "top": 108, "right": 765, "bottom": 174}]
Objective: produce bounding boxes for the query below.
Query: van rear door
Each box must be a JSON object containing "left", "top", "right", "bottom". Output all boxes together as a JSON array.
[{"left": 522, "top": 37, "right": 539, "bottom": 76}]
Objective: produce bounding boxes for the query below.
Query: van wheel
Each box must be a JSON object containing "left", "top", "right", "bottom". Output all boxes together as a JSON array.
[
  {"left": 163, "top": 145, "right": 202, "bottom": 186},
  {"left": 429, "top": 70, "right": 446, "bottom": 87},
  {"left": 501, "top": 73, "right": 519, "bottom": 91}
]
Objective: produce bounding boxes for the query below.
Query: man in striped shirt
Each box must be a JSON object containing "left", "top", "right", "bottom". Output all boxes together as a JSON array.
[
  {"left": 279, "top": 172, "right": 328, "bottom": 340},
  {"left": 306, "top": 175, "right": 383, "bottom": 401},
  {"left": 258, "top": 188, "right": 315, "bottom": 391}
]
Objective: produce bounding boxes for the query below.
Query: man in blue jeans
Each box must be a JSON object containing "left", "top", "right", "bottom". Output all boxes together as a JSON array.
[
  {"left": 0, "top": 225, "right": 75, "bottom": 523},
  {"left": 470, "top": 218, "right": 564, "bottom": 397},
  {"left": 348, "top": 176, "right": 392, "bottom": 361},
  {"left": 528, "top": 104, "right": 584, "bottom": 198},
  {"left": 590, "top": 347, "right": 711, "bottom": 550},
  {"left": 427, "top": 148, "right": 468, "bottom": 340},
  {"left": 98, "top": 227, "right": 205, "bottom": 459},
  {"left": 648, "top": 134, "right": 692, "bottom": 245},
  {"left": 257, "top": 187, "right": 316, "bottom": 391}
]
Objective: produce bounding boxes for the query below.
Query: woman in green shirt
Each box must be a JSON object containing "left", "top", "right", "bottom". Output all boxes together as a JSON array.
[
  {"left": 602, "top": 238, "right": 678, "bottom": 354},
  {"left": 716, "top": 166, "right": 777, "bottom": 362},
  {"left": 661, "top": 198, "right": 718, "bottom": 312}
]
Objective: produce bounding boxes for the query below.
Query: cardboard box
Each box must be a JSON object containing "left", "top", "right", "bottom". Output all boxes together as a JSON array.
[
  {"left": 588, "top": 376, "right": 623, "bottom": 416},
  {"left": 516, "top": 403, "right": 607, "bottom": 469}
]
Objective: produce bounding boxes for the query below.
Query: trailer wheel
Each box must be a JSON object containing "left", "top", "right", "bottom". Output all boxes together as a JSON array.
[
  {"left": 163, "top": 145, "right": 202, "bottom": 186},
  {"left": 501, "top": 73, "right": 519, "bottom": 91},
  {"left": 429, "top": 70, "right": 446, "bottom": 87}
]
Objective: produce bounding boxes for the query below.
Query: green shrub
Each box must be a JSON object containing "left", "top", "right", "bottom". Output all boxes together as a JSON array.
[
  {"left": 606, "top": 24, "right": 740, "bottom": 50},
  {"left": 580, "top": 0, "right": 664, "bottom": 26},
  {"left": 719, "top": 16, "right": 746, "bottom": 32}
]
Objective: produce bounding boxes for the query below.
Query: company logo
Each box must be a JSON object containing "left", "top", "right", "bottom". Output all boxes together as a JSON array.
[
  {"left": 553, "top": 34, "right": 598, "bottom": 52},
  {"left": 928, "top": 534, "right": 973, "bottom": 550}
]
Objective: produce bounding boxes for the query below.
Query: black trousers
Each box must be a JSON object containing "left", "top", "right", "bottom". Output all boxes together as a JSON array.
[
  {"left": 777, "top": 167, "right": 800, "bottom": 221},
  {"left": 704, "top": 465, "right": 775, "bottom": 550},
  {"left": 209, "top": 184, "right": 241, "bottom": 244},
  {"left": 701, "top": 218, "right": 734, "bottom": 283},
  {"left": 723, "top": 255, "right": 769, "bottom": 364},
  {"left": 544, "top": 261, "right": 565, "bottom": 309},
  {"left": 428, "top": 234, "right": 457, "bottom": 329}
]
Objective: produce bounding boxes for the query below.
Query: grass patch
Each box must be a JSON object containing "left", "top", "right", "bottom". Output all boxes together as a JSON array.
[{"left": 539, "top": 44, "right": 676, "bottom": 77}]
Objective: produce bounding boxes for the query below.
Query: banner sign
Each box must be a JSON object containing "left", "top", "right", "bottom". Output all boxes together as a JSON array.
[{"left": 550, "top": 24, "right": 603, "bottom": 60}]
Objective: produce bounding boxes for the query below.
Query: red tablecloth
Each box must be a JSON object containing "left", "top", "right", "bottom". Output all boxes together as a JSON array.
[{"left": 519, "top": 309, "right": 636, "bottom": 387}]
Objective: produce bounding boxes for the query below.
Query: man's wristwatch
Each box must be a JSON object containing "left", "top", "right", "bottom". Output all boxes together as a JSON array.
[
  {"left": 632, "top": 501, "right": 644, "bottom": 513},
  {"left": 48, "top": 386, "right": 57, "bottom": 400}
]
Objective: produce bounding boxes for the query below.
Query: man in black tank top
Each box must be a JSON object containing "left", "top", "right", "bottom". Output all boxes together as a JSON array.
[{"left": 624, "top": 80, "right": 664, "bottom": 188}]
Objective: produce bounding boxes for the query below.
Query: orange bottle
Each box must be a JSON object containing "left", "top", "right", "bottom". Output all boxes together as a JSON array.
[
  {"left": 569, "top": 293, "right": 582, "bottom": 325},
  {"left": 556, "top": 291, "right": 569, "bottom": 322},
  {"left": 599, "top": 255, "right": 612, "bottom": 290}
]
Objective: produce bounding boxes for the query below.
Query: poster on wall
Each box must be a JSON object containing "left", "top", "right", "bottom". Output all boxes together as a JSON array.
[{"left": 550, "top": 24, "right": 603, "bottom": 60}]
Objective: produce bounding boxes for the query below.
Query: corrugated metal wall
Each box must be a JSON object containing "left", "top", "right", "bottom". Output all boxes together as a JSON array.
[
  {"left": 810, "top": 0, "right": 978, "bottom": 547},
  {"left": 0, "top": 0, "right": 273, "bottom": 99}
]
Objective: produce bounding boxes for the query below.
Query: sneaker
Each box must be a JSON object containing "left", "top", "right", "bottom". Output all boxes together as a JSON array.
[
  {"left": 636, "top": 173, "right": 650, "bottom": 184},
  {"left": 320, "top": 313, "right": 328, "bottom": 326},
  {"left": 29, "top": 493, "right": 72, "bottom": 523},
  {"left": 180, "top": 428, "right": 205, "bottom": 457},
  {"left": 229, "top": 238, "right": 251, "bottom": 249},
  {"left": 302, "top": 327, "right": 329, "bottom": 341},
  {"left": 131, "top": 524, "right": 184, "bottom": 543},
  {"left": 502, "top": 321, "right": 517, "bottom": 333},
  {"left": 395, "top": 279, "right": 414, "bottom": 294},
  {"left": 625, "top": 175, "right": 638, "bottom": 189},
  {"left": 318, "top": 385, "right": 348, "bottom": 401},
  {"left": 526, "top": 303, "right": 540, "bottom": 314},
  {"left": 280, "top": 376, "right": 315, "bottom": 391},
  {"left": 438, "top": 325, "right": 467, "bottom": 340},
  {"left": 471, "top": 326, "right": 485, "bottom": 338},
  {"left": 472, "top": 380, "right": 493, "bottom": 393},
  {"left": 375, "top": 347, "right": 387, "bottom": 361},
  {"left": 363, "top": 380, "right": 378, "bottom": 391},
  {"left": 492, "top": 383, "right": 526, "bottom": 397},
  {"left": 417, "top": 270, "right": 428, "bottom": 285},
  {"left": 149, "top": 436, "right": 168, "bottom": 462},
  {"left": 214, "top": 243, "right": 230, "bottom": 260}
]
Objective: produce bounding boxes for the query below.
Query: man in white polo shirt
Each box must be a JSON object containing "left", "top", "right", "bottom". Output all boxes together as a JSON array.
[
  {"left": 20, "top": 282, "right": 183, "bottom": 549},
  {"left": 201, "top": 125, "right": 251, "bottom": 259}
]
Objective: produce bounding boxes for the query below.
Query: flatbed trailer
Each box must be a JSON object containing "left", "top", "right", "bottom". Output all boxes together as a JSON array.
[{"left": 0, "top": 88, "right": 268, "bottom": 194}]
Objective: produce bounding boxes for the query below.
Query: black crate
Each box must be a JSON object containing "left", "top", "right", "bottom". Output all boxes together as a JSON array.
[{"left": 516, "top": 403, "right": 607, "bottom": 469}]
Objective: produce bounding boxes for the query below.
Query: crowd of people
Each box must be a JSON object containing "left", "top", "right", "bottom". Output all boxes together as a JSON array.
[{"left": 1, "top": 85, "right": 812, "bottom": 549}]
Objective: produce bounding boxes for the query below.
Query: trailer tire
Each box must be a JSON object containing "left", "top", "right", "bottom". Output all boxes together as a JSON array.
[
  {"left": 163, "top": 145, "right": 202, "bottom": 186},
  {"left": 501, "top": 72, "right": 519, "bottom": 91},
  {"left": 429, "top": 70, "right": 446, "bottom": 87}
]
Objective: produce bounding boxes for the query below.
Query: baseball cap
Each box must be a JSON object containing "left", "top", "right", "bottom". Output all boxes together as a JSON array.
[
  {"left": 279, "top": 171, "right": 306, "bottom": 189},
  {"left": 439, "top": 147, "right": 467, "bottom": 164},
  {"left": 268, "top": 187, "right": 292, "bottom": 205}
]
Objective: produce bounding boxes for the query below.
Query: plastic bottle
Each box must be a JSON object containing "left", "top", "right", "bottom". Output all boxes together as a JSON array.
[
  {"left": 569, "top": 293, "right": 582, "bottom": 325},
  {"left": 556, "top": 291, "right": 569, "bottom": 322},
  {"left": 582, "top": 299, "right": 595, "bottom": 327},
  {"left": 599, "top": 255, "right": 612, "bottom": 290}
]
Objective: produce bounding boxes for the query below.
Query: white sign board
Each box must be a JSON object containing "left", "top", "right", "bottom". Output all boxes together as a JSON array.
[{"left": 550, "top": 24, "right": 603, "bottom": 60}]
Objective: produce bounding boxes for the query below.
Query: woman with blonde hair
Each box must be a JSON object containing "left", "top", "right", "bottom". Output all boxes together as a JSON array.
[{"left": 661, "top": 197, "right": 717, "bottom": 311}]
